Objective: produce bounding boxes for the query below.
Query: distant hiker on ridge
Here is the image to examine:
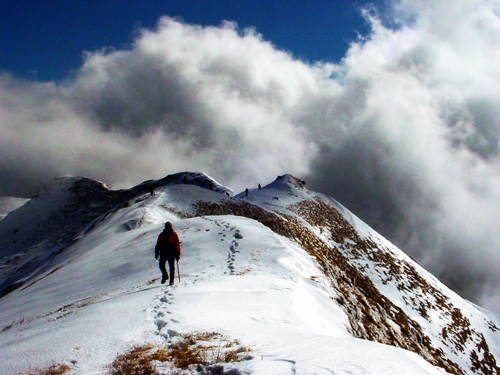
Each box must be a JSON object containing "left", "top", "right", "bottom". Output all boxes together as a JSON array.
[{"left": 155, "top": 222, "right": 182, "bottom": 285}]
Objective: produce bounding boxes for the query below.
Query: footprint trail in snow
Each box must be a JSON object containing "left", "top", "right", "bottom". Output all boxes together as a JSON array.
[
  {"left": 202, "top": 216, "right": 246, "bottom": 275},
  {"left": 152, "top": 288, "right": 180, "bottom": 341}
]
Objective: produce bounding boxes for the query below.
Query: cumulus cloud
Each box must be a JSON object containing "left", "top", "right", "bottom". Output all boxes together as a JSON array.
[
  {"left": 2, "top": 1, "right": 500, "bottom": 311},
  {"left": 0, "top": 19, "right": 320, "bottom": 196}
]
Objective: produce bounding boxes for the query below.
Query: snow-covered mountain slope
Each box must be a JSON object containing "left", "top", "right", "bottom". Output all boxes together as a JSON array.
[
  {"left": 0, "top": 197, "right": 28, "bottom": 221},
  {"left": 240, "top": 176, "right": 500, "bottom": 374},
  {"left": 0, "top": 172, "right": 498, "bottom": 374},
  {"left": 0, "top": 172, "right": 226, "bottom": 297}
]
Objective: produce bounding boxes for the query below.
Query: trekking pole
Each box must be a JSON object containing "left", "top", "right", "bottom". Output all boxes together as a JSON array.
[{"left": 177, "top": 259, "right": 181, "bottom": 282}]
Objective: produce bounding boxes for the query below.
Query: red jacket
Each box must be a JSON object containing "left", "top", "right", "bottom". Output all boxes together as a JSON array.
[{"left": 155, "top": 230, "right": 181, "bottom": 258}]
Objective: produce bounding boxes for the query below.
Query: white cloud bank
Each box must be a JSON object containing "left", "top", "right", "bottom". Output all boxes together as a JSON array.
[
  {"left": 0, "top": 19, "right": 320, "bottom": 194},
  {"left": 2, "top": 0, "right": 500, "bottom": 312}
]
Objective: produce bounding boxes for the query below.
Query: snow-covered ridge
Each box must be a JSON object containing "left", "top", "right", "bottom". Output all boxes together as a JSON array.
[
  {"left": 136, "top": 171, "right": 234, "bottom": 196},
  {"left": 0, "top": 172, "right": 229, "bottom": 297},
  {"left": 197, "top": 178, "right": 500, "bottom": 374},
  {"left": 0, "top": 171, "right": 499, "bottom": 374}
]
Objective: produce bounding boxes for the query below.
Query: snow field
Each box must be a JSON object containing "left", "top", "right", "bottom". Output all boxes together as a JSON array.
[{"left": 0, "top": 189, "right": 448, "bottom": 374}]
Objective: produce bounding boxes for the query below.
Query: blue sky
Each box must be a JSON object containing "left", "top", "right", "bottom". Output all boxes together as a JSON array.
[{"left": 0, "top": 0, "right": 380, "bottom": 81}]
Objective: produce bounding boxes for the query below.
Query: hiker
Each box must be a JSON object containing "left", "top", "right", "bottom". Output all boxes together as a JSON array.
[{"left": 155, "top": 222, "right": 182, "bottom": 285}]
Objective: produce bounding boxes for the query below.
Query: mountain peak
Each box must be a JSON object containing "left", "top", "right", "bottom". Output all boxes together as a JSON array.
[
  {"left": 136, "top": 171, "right": 233, "bottom": 196},
  {"left": 265, "top": 174, "right": 308, "bottom": 190},
  {"left": 36, "top": 175, "right": 111, "bottom": 197},
  {"left": 236, "top": 174, "right": 311, "bottom": 206}
]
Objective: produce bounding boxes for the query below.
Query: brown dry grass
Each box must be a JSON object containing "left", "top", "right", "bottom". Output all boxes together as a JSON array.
[
  {"left": 166, "top": 332, "right": 252, "bottom": 370},
  {"left": 18, "top": 364, "right": 71, "bottom": 375},
  {"left": 106, "top": 332, "right": 252, "bottom": 374},
  {"left": 107, "top": 344, "right": 159, "bottom": 375}
]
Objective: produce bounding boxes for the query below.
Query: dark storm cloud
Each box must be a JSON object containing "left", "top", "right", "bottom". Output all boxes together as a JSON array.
[{"left": 2, "top": 1, "right": 500, "bottom": 311}]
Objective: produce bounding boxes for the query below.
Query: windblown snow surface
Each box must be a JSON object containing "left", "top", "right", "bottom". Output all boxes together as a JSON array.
[{"left": 0, "top": 172, "right": 499, "bottom": 374}]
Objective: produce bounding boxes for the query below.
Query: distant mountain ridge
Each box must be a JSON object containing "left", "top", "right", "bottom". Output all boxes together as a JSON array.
[{"left": 0, "top": 172, "right": 499, "bottom": 374}]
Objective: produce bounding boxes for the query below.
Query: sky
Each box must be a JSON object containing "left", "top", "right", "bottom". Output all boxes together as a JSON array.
[
  {"left": 0, "top": 0, "right": 376, "bottom": 82},
  {"left": 2, "top": 0, "right": 500, "bottom": 313}
]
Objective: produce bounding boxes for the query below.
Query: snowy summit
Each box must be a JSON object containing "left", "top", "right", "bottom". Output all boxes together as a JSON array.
[{"left": 0, "top": 172, "right": 499, "bottom": 374}]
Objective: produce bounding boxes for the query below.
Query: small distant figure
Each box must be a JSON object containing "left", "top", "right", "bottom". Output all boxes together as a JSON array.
[
  {"left": 183, "top": 176, "right": 188, "bottom": 184},
  {"left": 149, "top": 186, "right": 155, "bottom": 196},
  {"left": 245, "top": 188, "right": 249, "bottom": 197},
  {"left": 155, "top": 222, "right": 182, "bottom": 285},
  {"left": 258, "top": 183, "right": 261, "bottom": 190}
]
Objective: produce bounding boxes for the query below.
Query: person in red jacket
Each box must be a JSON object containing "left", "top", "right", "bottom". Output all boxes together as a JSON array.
[{"left": 155, "top": 222, "right": 182, "bottom": 285}]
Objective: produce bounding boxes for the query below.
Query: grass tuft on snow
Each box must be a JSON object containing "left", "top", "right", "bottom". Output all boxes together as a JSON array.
[
  {"left": 16, "top": 363, "right": 72, "bottom": 375},
  {"left": 107, "top": 344, "right": 159, "bottom": 375},
  {"left": 106, "top": 332, "right": 252, "bottom": 374}
]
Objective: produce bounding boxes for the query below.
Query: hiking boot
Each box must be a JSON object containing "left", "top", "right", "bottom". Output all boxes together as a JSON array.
[{"left": 161, "top": 275, "right": 169, "bottom": 284}]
